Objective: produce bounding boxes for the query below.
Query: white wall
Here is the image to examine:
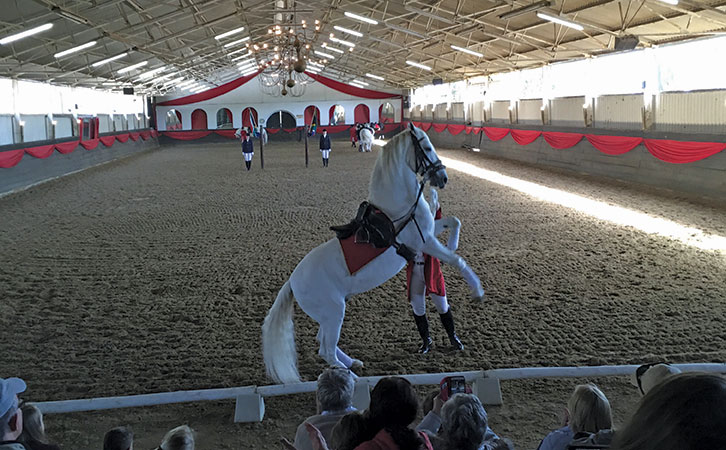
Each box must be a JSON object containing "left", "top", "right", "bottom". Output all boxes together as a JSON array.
[
  {"left": 519, "top": 99, "right": 543, "bottom": 124},
  {"left": 656, "top": 90, "right": 726, "bottom": 133},
  {"left": 155, "top": 75, "right": 404, "bottom": 131},
  {"left": 0, "top": 115, "right": 14, "bottom": 145},
  {"left": 20, "top": 114, "right": 48, "bottom": 142},
  {"left": 492, "top": 101, "right": 510, "bottom": 123},
  {"left": 551, "top": 96, "right": 586, "bottom": 127},
  {"left": 55, "top": 116, "right": 74, "bottom": 138},
  {"left": 594, "top": 94, "right": 642, "bottom": 130}
]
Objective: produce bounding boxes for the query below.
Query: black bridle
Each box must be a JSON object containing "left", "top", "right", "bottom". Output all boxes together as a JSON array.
[{"left": 391, "top": 131, "right": 446, "bottom": 246}]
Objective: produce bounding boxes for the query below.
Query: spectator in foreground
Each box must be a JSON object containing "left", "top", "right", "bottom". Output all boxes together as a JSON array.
[
  {"left": 537, "top": 384, "right": 613, "bottom": 450},
  {"left": 1, "top": 377, "right": 27, "bottom": 450},
  {"left": 293, "top": 367, "right": 356, "bottom": 450},
  {"left": 103, "top": 426, "right": 133, "bottom": 450},
  {"left": 431, "top": 393, "right": 512, "bottom": 450},
  {"left": 17, "top": 404, "right": 60, "bottom": 450},
  {"left": 159, "top": 425, "right": 194, "bottom": 450},
  {"left": 634, "top": 363, "right": 681, "bottom": 396},
  {"left": 334, "top": 376, "right": 432, "bottom": 450},
  {"left": 610, "top": 373, "right": 726, "bottom": 450}
]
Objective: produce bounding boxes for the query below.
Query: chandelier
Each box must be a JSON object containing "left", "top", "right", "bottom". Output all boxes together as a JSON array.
[{"left": 247, "top": 12, "right": 327, "bottom": 97}]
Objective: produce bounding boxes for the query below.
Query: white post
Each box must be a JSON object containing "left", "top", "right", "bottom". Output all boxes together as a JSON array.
[
  {"left": 473, "top": 377, "right": 503, "bottom": 406},
  {"left": 234, "top": 393, "right": 265, "bottom": 423}
]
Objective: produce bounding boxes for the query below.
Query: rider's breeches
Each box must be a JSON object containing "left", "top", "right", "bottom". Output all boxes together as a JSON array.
[
  {"left": 320, "top": 149, "right": 330, "bottom": 159},
  {"left": 243, "top": 152, "right": 253, "bottom": 162},
  {"left": 409, "top": 264, "right": 449, "bottom": 316}
]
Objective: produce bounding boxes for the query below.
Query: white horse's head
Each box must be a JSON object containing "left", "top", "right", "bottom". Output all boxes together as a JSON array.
[{"left": 407, "top": 122, "right": 448, "bottom": 189}]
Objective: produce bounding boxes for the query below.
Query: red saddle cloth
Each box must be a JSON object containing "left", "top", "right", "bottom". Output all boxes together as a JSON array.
[{"left": 338, "top": 235, "right": 389, "bottom": 275}]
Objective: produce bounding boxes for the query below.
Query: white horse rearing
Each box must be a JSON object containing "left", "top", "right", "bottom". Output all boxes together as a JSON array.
[
  {"left": 359, "top": 126, "right": 374, "bottom": 152},
  {"left": 262, "top": 123, "right": 485, "bottom": 384}
]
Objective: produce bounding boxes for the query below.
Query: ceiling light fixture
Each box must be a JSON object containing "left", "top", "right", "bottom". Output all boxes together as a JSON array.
[
  {"left": 344, "top": 11, "right": 378, "bottom": 25},
  {"left": 223, "top": 36, "right": 250, "bottom": 48},
  {"left": 91, "top": 52, "right": 128, "bottom": 67},
  {"left": 406, "top": 60, "right": 432, "bottom": 70},
  {"left": 384, "top": 22, "right": 428, "bottom": 39},
  {"left": 138, "top": 66, "right": 166, "bottom": 79},
  {"left": 366, "top": 73, "right": 384, "bottom": 81},
  {"left": 54, "top": 40, "right": 96, "bottom": 58},
  {"left": 227, "top": 47, "right": 248, "bottom": 56},
  {"left": 51, "top": 7, "right": 89, "bottom": 25},
  {"left": 322, "top": 45, "right": 344, "bottom": 54},
  {"left": 536, "top": 12, "right": 584, "bottom": 31},
  {"left": 498, "top": 1, "right": 551, "bottom": 19},
  {"left": 118, "top": 60, "right": 148, "bottom": 74},
  {"left": 450, "top": 44, "right": 483, "bottom": 58},
  {"left": 0, "top": 23, "right": 53, "bottom": 45},
  {"left": 215, "top": 26, "right": 245, "bottom": 40},
  {"left": 403, "top": 6, "right": 456, "bottom": 24},
  {"left": 315, "top": 50, "right": 335, "bottom": 59},
  {"left": 333, "top": 25, "right": 363, "bottom": 37},
  {"left": 329, "top": 36, "right": 355, "bottom": 47}
]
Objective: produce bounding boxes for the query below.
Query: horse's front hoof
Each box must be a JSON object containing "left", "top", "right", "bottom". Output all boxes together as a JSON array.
[
  {"left": 351, "top": 359, "right": 364, "bottom": 370},
  {"left": 472, "top": 294, "right": 485, "bottom": 303}
]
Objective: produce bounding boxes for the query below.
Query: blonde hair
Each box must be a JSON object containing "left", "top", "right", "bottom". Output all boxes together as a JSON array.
[
  {"left": 160, "top": 425, "right": 194, "bottom": 450},
  {"left": 567, "top": 384, "right": 612, "bottom": 434}
]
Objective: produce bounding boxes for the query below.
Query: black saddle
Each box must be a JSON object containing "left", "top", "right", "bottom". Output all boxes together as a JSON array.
[{"left": 331, "top": 202, "right": 395, "bottom": 248}]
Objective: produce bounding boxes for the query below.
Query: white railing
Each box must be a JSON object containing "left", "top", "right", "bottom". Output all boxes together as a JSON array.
[{"left": 34, "top": 363, "right": 726, "bottom": 422}]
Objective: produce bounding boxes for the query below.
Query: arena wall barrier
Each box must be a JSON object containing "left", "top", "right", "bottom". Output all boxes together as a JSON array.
[{"left": 33, "top": 363, "right": 726, "bottom": 423}]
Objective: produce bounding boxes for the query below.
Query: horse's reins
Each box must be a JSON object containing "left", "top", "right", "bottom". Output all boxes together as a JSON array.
[{"left": 391, "top": 131, "right": 446, "bottom": 244}]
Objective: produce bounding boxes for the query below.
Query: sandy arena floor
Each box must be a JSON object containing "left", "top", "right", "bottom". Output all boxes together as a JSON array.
[{"left": 1, "top": 137, "right": 725, "bottom": 449}]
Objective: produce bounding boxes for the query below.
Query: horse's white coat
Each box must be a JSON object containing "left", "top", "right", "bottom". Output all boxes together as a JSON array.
[
  {"left": 358, "top": 128, "right": 374, "bottom": 152},
  {"left": 262, "top": 124, "right": 484, "bottom": 384}
]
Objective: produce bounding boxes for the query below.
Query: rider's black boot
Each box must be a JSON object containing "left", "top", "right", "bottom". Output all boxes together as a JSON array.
[
  {"left": 245, "top": 161, "right": 251, "bottom": 170},
  {"left": 413, "top": 313, "right": 433, "bottom": 354},
  {"left": 439, "top": 310, "right": 464, "bottom": 351}
]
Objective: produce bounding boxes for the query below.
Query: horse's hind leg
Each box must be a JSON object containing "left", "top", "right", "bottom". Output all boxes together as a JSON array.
[{"left": 312, "top": 298, "right": 347, "bottom": 368}]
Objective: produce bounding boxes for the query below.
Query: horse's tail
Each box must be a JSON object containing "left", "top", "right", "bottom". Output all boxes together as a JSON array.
[{"left": 262, "top": 280, "right": 301, "bottom": 384}]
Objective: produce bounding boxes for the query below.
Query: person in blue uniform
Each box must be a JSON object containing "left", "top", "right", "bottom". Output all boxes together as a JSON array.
[
  {"left": 242, "top": 134, "right": 254, "bottom": 170},
  {"left": 319, "top": 129, "right": 331, "bottom": 167}
]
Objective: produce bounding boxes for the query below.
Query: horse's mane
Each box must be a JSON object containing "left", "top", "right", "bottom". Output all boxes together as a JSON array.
[{"left": 369, "top": 128, "right": 410, "bottom": 191}]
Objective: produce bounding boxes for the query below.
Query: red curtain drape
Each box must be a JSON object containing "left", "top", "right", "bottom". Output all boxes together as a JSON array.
[
  {"left": 643, "top": 139, "right": 726, "bottom": 163},
  {"left": 511, "top": 129, "right": 541, "bottom": 146},
  {"left": 242, "top": 108, "right": 258, "bottom": 129},
  {"left": 158, "top": 70, "right": 261, "bottom": 106},
  {"left": 543, "top": 132, "right": 583, "bottom": 149},
  {"left": 483, "top": 127, "right": 510, "bottom": 141},
  {"left": 354, "top": 104, "right": 370, "bottom": 123},
  {"left": 585, "top": 135, "right": 643, "bottom": 155},
  {"left": 305, "top": 106, "right": 320, "bottom": 126},
  {"left": 304, "top": 72, "right": 402, "bottom": 99},
  {"left": 191, "top": 109, "right": 207, "bottom": 130},
  {"left": 447, "top": 124, "right": 467, "bottom": 135},
  {"left": 0, "top": 130, "right": 158, "bottom": 168}
]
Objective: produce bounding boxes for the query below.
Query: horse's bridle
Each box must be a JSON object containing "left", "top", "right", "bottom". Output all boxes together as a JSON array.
[
  {"left": 411, "top": 130, "right": 445, "bottom": 182},
  {"left": 390, "top": 131, "right": 446, "bottom": 248}
]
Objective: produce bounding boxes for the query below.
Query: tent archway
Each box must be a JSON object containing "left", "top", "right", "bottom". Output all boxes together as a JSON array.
[
  {"left": 191, "top": 109, "right": 207, "bottom": 129},
  {"left": 354, "top": 104, "right": 370, "bottom": 124},
  {"left": 266, "top": 110, "right": 296, "bottom": 129},
  {"left": 242, "top": 107, "right": 259, "bottom": 129},
  {"left": 329, "top": 105, "right": 345, "bottom": 125},
  {"left": 216, "top": 108, "right": 233, "bottom": 128},
  {"left": 379, "top": 103, "right": 395, "bottom": 123},
  {"left": 304, "top": 105, "right": 321, "bottom": 127}
]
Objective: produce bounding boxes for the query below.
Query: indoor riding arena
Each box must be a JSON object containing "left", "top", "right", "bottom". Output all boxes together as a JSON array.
[{"left": 2, "top": 1, "right": 726, "bottom": 450}]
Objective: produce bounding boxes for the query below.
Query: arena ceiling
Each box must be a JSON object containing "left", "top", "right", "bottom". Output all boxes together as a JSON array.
[{"left": 1, "top": 0, "right": 725, "bottom": 95}]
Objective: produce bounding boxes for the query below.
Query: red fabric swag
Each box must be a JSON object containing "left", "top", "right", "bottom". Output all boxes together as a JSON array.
[
  {"left": 150, "top": 129, "right": 159, "bottom": 138},
  {"left": 283, "top": 127, "right": 299, "bottom": 133},
  {"left": 129, "top": 132, "right": 141, "bottom": 141},
  {"left": 115, "top": 134, "right": 130, "bottom": 143},
  {"left": 585, "top": 134, "right": 643, "bottom": 155},
  {"left": 643, "top": 139, "right": 726, "bottom": 164},
  {"left": 24, "top": 144, "right": 56, "bottom": 158},
  {"left": 140, "top": 131, "right": 151, "bottom": 140},
  {"left": 162, "top": 130, "right": 212, "bottom": 140},
  {"left": 214, "top": 129, "right": 238, "bottom": 139},
  {"left": 305, "top": 72, "right": 401, "bottom": 99},
  {"left": 412, "top": 121, "right": 423, "bottom": 128},
  {"left": 324, "top": 125, "right": 353, "bottom": 134},
  {"left": 158, "top": 71, "right": 261, "bottom": 106},
  {"left": 483, "top": 127, "right": 510, "bottom": 141},
  {"left": 80, "top": 139, "right": 100, "bottom": 150},
  {"left": 431, "top": 123, "right": 448, "bottom": 133},
  {"left": 510, "top": 129, "right": 541, "bottom": 146},
  {"left": 0, "top": 150, "right": 25, "bottom": 168},
  {"left": 100, "top": 136, "right": 117, "bottom": 147},
  {"left": 55, "top": 140, "right": 79, "bottom": 154},
  {"left": 266, "top": 128, "right": 280, "bottom": 134},
  {"left": 543, "top": 131, "right": 583, "bottom": 149},
  {"left": 419, "top": 122, "right": 433, "bottom": 132},
  {"left": 447, "top": 124, "right": 467, "bottom": 135}
]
